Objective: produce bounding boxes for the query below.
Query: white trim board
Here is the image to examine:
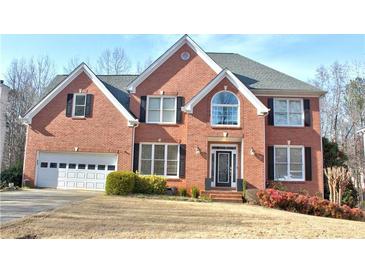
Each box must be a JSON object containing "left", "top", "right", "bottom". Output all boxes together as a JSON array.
[
  {"left": 22, "top": 63, "right": 138, "bottom": 127},
  {"left": 127, "top": 35, "right": 222, "bottom": 93},
  {"left": 183, "top": 69, "right": 270, "bottom": 116}
]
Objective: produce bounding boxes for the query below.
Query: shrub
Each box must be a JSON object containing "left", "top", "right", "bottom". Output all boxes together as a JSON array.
[
  {"left": 105, "top": 171, "right": 136, "bottom": 195},
  {"left": 256, "top": 189, "right": 364, "bottom": 221},
  {"left": 191, "top": 186, "right": 200, "bottom": 198},
  {"left": 0, "top": 162, "right": 23, "bottom": 187},
  {"left": 178, "top": 187, "right": 187, "bottom": 197},
  {"left": 342, "top": 182, "right": 358, "bottom": 208},
  {"left": 134, "top": 175, "right": 153, "bottom": 194}
]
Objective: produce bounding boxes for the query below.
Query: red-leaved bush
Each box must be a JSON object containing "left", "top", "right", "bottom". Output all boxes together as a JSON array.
[{"left": 257, "top": 189, "right": 364, "bottom": 221}]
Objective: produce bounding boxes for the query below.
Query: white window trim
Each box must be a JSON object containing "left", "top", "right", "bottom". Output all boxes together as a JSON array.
[
  {"left": 72, "top": 93, "right": 87, "bottom": 118},
  {"left": 210, "top": 90, "right": 240, "bottom": 127},
  {"left": 273, "top": 98, "right": 304, "bottom": 127},
  {"left": 146, "top": 96, "right": 177, "bottom": 124},
  {"left": 274, "top": 145, "right": 305, "bottom": 181},
  {"left": 138, "top": 143, "right": 180, "bottom": 178}
]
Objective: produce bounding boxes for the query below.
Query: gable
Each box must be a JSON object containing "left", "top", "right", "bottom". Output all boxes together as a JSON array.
[
  {"left": 22, "top": 63, "right": 138, "bottom": 127},
  {"left": 183, "top": 69, "right": 270, "bottom": 115},
  {"left": 127, "top": 35, "right": 222, "bottom": 93}
]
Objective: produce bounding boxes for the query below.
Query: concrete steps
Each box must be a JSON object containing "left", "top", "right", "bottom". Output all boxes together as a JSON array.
[{"left": 201, "top": 189, "right": 243, "bottom": 203}]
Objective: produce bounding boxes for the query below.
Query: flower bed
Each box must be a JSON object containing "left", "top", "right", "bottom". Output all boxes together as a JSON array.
[{"left": 257, "top": 189, "right": 364, "bottom": 221}]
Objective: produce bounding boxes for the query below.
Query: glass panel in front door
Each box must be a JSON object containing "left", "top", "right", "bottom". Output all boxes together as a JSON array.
[{"left": 218, "top": 153, "right": 230, "bottom": 183}]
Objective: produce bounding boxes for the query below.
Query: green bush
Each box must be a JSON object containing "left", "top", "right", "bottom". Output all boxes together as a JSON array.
[
  {"left": 191, "top": 186, "right": 200, "bottom": 198},
  {"left": 342, "top": 182, "right": 359, "bottom": 208},
  {"left": 134, "top": 174, "right": 166, "bottom": 194},
  {"left": 105, "top": 171, "right": 136, "bottom": 195},
  {"left": 0, "top": 162, "right": 23, "bottom": 187},
  {"left": 178, "top": 187, "right": 187, "bottom": 197}
]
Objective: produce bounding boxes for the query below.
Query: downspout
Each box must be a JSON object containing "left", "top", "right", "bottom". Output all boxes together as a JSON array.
[
  {"left": 262, "top": 111, "right": 269, "bottom": 189},
  {"left": 130, "top": 121, "right": 139, "bottom": 172}
]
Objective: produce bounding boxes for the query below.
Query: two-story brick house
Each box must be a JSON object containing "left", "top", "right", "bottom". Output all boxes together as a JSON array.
[{"left": 21, "top": 35, "right": 325, "bottom": 197}]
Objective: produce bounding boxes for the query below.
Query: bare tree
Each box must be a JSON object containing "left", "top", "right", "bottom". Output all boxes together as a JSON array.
[
  {"left": 2, "top": 56, "right": 55, "bottom": 168},
  {"left": 63, "top": 56, "right": 95, "bottom": 74},
  {"left": 97, "top": 48, "right": 131, "bottom": 74},
  {"left": 136, "top": 57, "right": 153, "bottom": 74}
]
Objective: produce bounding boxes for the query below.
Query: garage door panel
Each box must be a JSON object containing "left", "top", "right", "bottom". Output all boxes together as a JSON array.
[{"left": 36, "top": 152, "right": 117, "bottom": 191}]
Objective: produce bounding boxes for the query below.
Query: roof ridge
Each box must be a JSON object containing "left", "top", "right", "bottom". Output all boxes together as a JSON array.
[{"left": 56, "top": 74, "right": 139, "bottom": 77}]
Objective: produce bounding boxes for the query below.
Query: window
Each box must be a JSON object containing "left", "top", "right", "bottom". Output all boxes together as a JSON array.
[
  {"left": 68, "top": 163, "right": 76, "bottom": 169},
  {"left": 274, "top": 99, "right": 303, "bottom": 126},
  {"left": 98, "top": 165, "right": 106, "bottom": 170},
  {"left": 40, "top": 162, "right": 48, "bottom": 168},
  {"left": 87, "top": 164, "right": 96, "bottom": 170},
  {"left": 274, "top": 146, "right": 304, "bottom": 181},
  {"left": 147, "top": 97, "right": 176, "bottom": 123},
  {"left": 50, "top": 162, "right": 57, "bottom": 168},
  {"left": 73, "top": 94, "right": 87, "bottom": 117},
  {"left": 78, "top": 164, "right": 86, "bottom": 169},
  {"left": 139, "top": 144, "right": 179, "bottom": 177},
  {"left": 211, "top": 91, "right": 239, "bottom": 126},
  {"left": 59, "top": 163, "right": 66, "bottom": 168},
  {"left": 107, "top": 165, "right": 116, "bottom": 171}
]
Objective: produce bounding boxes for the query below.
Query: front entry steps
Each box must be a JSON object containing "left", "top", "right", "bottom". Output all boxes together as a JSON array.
[{"left": 201, "top": 188, "right": 243, "bottom": 203}]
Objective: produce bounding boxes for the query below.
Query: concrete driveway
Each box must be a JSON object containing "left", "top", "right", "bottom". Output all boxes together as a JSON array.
[{"left": 0, "top": 189, "right": 99, "bottom": 224}]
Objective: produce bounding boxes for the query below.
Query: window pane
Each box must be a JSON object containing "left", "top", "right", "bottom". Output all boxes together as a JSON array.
[
  {"left": 59, "top": 163, "right": 67, "bottom": 168},
  {"left": 290, "top": 148, "right": 303, "bottom": 163},
  {"left": 140, "top": 160, "right": 152, "bottom": 175},
  {"left": 87, "top": 164, "right": 95, "bottom": 170},
  {"left": 289, "top": 100, "right": 301, "bottom": 113},
  {"left": 275, "top": 163, "right": 288, "bottom": 179},
  {"left": 212, "top": 92, "right": 238, "bottom": 104},
  {"left": 78, "top": 164, "right": 86, "bottom": 169},
  {"left": 75, "top": 95, "right": 86, "bottom": 105},
  {"left": 148, "top": 110, "right": 160, "bottom": 122},
  {"left": 153, "top": 160, "right": 164, "bottom": 175},
  {"left": 162, "top": 110, "right": 175, "bottom": 122},
  {"left": 98, "top": 165, "right": 105, "bottom": 170},
  {"left": 40, "top": 162, "right": 48, "bottom": 168},
  {"left": 289, "top": 113, "right": 302, "bottom": 125},
  {"left": 141, "top": 144, "right": 152, "bottom": 159},
  {"left": 167, "top": 145, "right": 178, "bottom": 160},
  {"left": 69, "top": 163, "right": 76, "bottom": 169},
  {"left": 274, "top": 100, "right": 287, "bottom": 112},
  {"left": 50, "top": 162, "right": 57, "bottom": 168},
  {"left": 149, "top": 98, "right": 160, "bottom": 110},
  {"left": 74, "top": 105, "right": 85, "bottom": 116},
  {"left": 107, "top": 165, "right": 116, "bottom": 171},
  {"left": 167, "top": 161, "right": 177, "bottom": 176},
  {"left": 274, "top": 113, "right": 287, "bottom": 125},
  {"left": 290, "top": 163, "right": 303, "bottom": 172},
  {"left": 154, "top": 145, "right": 165, "bottom": 160},
  {"left": 275, "top": 148, "right": 287, "bottom": 162},
  {"left": 212, "top": 106, "right": 238, "bottom": 125},
  {"left": 290, "top": 170, "right": 303, "bottom": 179},
  {"left": 163, "top": 98, "right": 175, "bottom": 109}
]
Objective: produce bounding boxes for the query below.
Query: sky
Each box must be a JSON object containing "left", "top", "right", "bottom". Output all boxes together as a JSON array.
[{"left": 1, "top": 34, "right": 364, "bottom": 82}]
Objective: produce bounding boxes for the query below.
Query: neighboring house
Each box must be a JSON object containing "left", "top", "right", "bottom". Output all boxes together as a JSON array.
[
  {"left": 0, "top": 80, "right": 10, "bottom": 173},
  {"left": 21, "top": 35, "right": 325, "bottom": 196}
]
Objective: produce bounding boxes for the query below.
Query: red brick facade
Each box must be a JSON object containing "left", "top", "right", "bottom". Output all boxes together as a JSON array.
[{"left": 23, "top": 41, "right": 324, "bottom": 195}]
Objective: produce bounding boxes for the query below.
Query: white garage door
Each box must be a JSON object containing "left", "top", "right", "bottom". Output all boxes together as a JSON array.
[{"left": 36, "top": 152, "right": 117, "bottom": 191}]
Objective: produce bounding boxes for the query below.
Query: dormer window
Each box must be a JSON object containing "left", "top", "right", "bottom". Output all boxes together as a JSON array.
[
  {"left": 73, "top": 94, "right": 87, "bottom": 117},
  {"left": 211, "top": 91, "right": 239, "bottom": 126}
]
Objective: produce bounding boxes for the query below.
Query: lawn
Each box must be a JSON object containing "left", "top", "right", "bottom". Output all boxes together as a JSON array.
[{"left": 1, "top": 195, "right": 364, "bottom": 239}]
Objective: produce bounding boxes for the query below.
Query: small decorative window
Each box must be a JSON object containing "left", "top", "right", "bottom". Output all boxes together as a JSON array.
[
  {"left": 98, "top": 165, "right": 106, "bottom": 170},
  {"left": 78, "top": 164, "right": 86, "bottom": 169},
  {"left": 50, "top": 163, "right": 57, "bottom": 168},
  {"left": 274, "top": 98, "right": 303, "bottom": 126},
  {"left": 68, "top": 163, "right": 76, "bottom": 169},
  {"left": 147, "top": 97, "right": 177, "bottom": 124},
  {"left": 73, "top": 94, "right": 87, "bottom": 117},
  {"left": 180, "top": 51, "right": 190, "bottom": 61},
  {"left": 40, "top": 162, "right": 48, "bottom": 168},
  {"left": 87, "top": 164, "right": 96, "bottom": 170},
  {"left": 107, "top": 165, "right": 116, "bottom": 171},
  {"left": 211, "top": 91, "right": 239, "bottom": 126},
  {"left": 59, "top": 163, "right": 67, "bottom": 168}
]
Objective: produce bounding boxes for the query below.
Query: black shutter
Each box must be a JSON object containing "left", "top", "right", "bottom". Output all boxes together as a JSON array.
[
  {"left": 304, "top": 99, "right": 311, "bottom": 127},
  {"left": 139, "top": 96, "right": 147, "bottom": 123},
  {"left": 176, "top": 96, "right": 184, "bottom": 124},
  {"left": 305, "top": 147, "right": 312, "bottom": 181},
  {"left": 179, "top": 144, "right": 186, "bottom": 178},
  {"left": 268, "top": 146, "right": 274, "bottom": 180},
  {"left": 66, "top": 94, "right": 74, "bottom": 117},
  {"left": 268, "top": 98, "right": 274, "bottom": 125},
  {"left": 85, "top": 94, "right": 93, "bottom": 117},
  {"left": 133, "top": 144, "right": 140, "bottom": 172}
]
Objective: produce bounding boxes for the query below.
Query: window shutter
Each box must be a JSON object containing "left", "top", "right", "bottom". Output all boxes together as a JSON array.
[
  {"left": 139, "top": 96, "right": 147, "bottom": 123},
  {"left": 304, "top": 99, "right": 311, "bottom": 127},
  {"left": 85, "top": 94, "right": 93, "bottom": 117},
  {"left": 176, "top": 96, "right": 184, "bottom": 124},
  {"left": 179, "top": 144, "right": 186, "bottom": 178},
  {"left": 268, "top": 146, "right": 274, "bottom": 180},
  {"left": 305, "top": 147, "right": 312, "bottom": 181},
  {"left": 133, "top": 143, "right": 140, "bottom": 172},
  {"left": 268, "top": 98, "right": 274, "bottom": 125},
  {"left": 66, "top": 94, "right": 74, "bottom": 117}
]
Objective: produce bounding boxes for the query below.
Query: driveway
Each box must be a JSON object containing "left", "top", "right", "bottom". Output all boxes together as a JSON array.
[{"left": 0, "top": 189, "right": 99, "bottom": 224}]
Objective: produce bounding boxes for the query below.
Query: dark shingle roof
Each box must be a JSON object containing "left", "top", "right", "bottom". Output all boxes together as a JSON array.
[{"left": 207, "top": 52, "right": 322, "bottom": 92}]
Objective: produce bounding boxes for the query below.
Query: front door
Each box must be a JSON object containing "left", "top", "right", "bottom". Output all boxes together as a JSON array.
[{"left": 216, "top": 151, "right": 232, "bottom": 187}]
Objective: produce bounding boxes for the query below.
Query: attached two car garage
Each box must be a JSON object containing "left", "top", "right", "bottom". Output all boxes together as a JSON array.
[{"left": 36, "top": 152, "right": 118, "bottom": 191}]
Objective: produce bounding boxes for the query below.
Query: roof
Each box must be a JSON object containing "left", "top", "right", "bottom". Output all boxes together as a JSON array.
[{"left": 207, "top": 52, "right": 323, "bottom": 93}]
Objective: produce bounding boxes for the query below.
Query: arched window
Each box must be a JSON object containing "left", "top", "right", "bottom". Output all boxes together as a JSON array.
[{"left": 211, "top": 91, "right": 239, "bottom": 125}]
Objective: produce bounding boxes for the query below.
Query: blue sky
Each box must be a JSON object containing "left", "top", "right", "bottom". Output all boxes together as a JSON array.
[{"left": 1, "top": 34, "right": 364, "bottom": 82}]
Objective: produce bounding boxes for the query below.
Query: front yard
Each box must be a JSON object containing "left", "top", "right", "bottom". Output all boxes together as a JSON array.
[{"left": 1, "top": 195, "right": 364, "bottom": 239}]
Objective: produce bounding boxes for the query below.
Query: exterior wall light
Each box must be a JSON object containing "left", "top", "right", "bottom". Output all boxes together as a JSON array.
[
  {"left": 249, "top": 147, "right": 255, "bottom": 156},
  {"left": 195, "top": 145, "right": 201, "bottom": 155}
]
